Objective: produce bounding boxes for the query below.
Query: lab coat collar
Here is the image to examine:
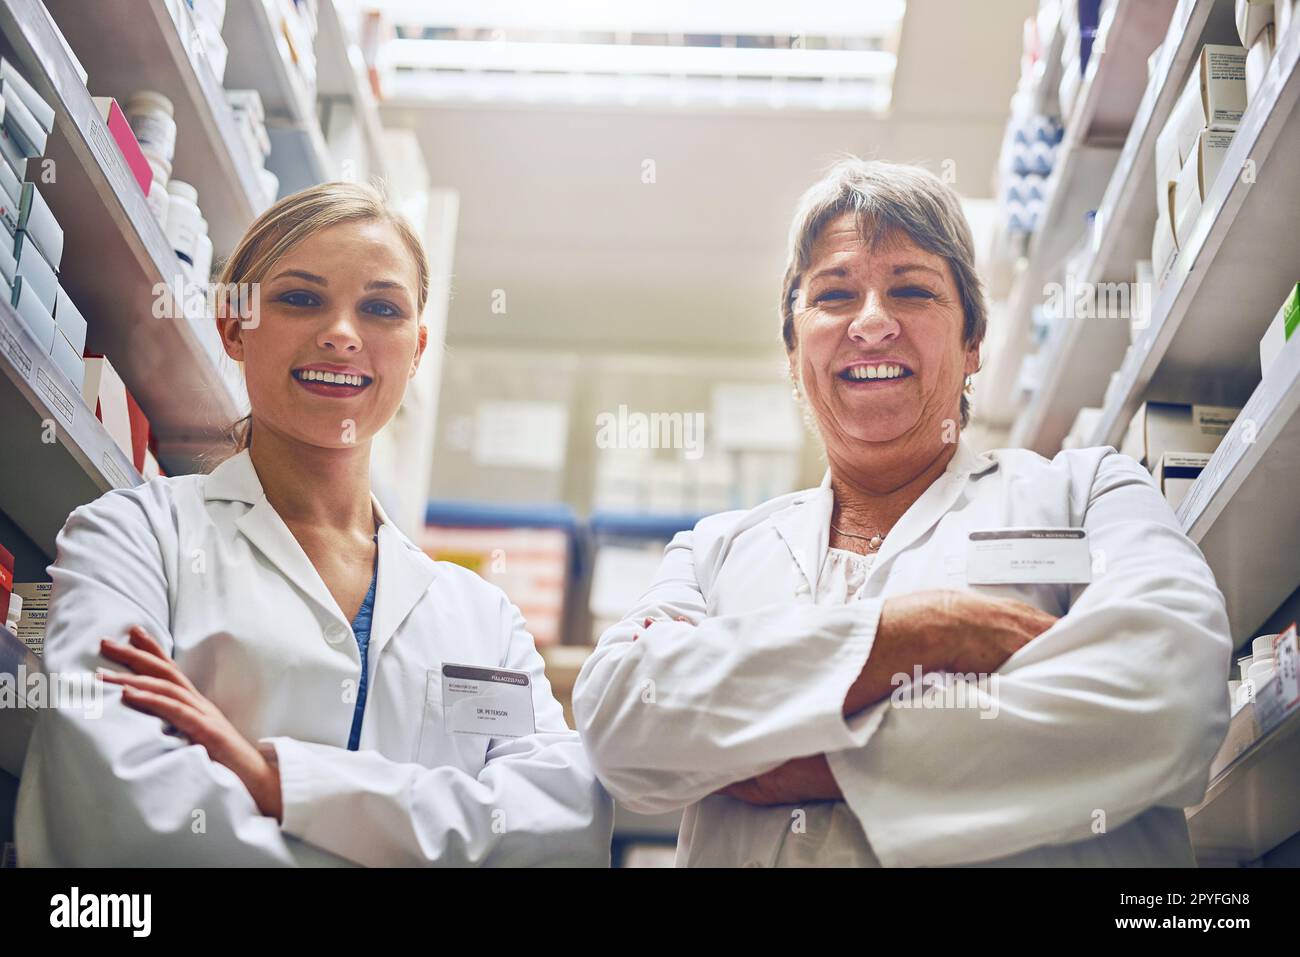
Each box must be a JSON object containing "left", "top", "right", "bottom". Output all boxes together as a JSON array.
[
  {"left": 772, "top": 435, "right": 997, "bottom": 590},
  {"left": 203, "top": 449, "right": 438, "bottom": 657}
]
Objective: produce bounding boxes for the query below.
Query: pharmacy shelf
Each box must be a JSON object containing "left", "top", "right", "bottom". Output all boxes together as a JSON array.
[
  {"left": 0, "top": 0, "right": 243, "bottom": 476},
  {"left": 0, "top": 624, "right": 40, "bottom": 776},
  {"left": 0, "top": 300, "right": 141, "bottom": 555},
  {"left": 1090, "top": 16, "right": 1300, "bottom": 449},
  {"left": 44, "top": 0, "right": 271, "bottom": 256},
  {"left": 979, "top": 0, "right": 1179, "bottom": 428},
  {"left": 1187, "top": 698, "right": 1300, "bottom": 863},
  {"left": 1176, "top": 330, "right": 1300, "bottom": 644},
  {"left": 316, "top": 0, "right": 388, "bottom": 182},
  {"left": 1009, "top": 0, "right": 1239, "bottom": 453},
  {"left": 224, "top": 0, "right": 333, "bottom": 193}
]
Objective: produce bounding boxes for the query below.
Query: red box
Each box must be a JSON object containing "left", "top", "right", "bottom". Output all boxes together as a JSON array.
[
  {"left": 0, "top": 542, "right": 14, "bottom": 625},
  {"left": 91, "top": 97, "right": 152, "bottom": 198}
]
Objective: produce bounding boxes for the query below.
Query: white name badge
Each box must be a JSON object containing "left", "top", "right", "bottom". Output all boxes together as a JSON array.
[
  {"left": 965, "top": 528, "right": 1093, "bottom": 585},
  {"left": 441, "top": 663, "right": 536, "bottom": 738}
]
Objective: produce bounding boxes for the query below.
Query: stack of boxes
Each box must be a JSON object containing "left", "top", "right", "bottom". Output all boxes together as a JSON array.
[
  {"left": 1152, "top": 44, "right": 1247, "bottom": 284},
  {"left": 1120, "top": 401, "right": 1242, "bottom": 509},
  {"left": 0, "top": 59, "right": 84, "bottom": 394}
]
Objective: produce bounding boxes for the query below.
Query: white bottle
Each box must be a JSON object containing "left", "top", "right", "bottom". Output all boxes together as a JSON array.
[
  {"left": 125, "top": 91, "right": 177, "bottom": 169},
  {"left": 145, "top": 154, "right": 171, "bottom": 230},
  {"left": 165, "top": 180, "right": 203, "bottom": 270}
]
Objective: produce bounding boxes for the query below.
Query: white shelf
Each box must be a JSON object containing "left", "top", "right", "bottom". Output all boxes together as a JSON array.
[
  {"left": 1187, "top": 698, "right": 1300, "bottom": 863},
  {"left": 44, "top": 0, "right": 272, "bottom": 255},
  {"left": 0, "top": 0, "right": 243, "bottom": 476},
  {"left": 1009, "top": 0, "right": 1241, "bottom": 453},
  {"left": 1176, "top": 328, "right": 1300, "bottom": 644},
  {"left": 0, "top": 300, "right": 141, "bottom": 555},
  {"left": 1090, "top": 14, "right": 1300, "bottom": 449},
  {"left": 224, "top": 0, "right": 334, "bottom": 192},
  {"left": 979, "top": 0, "right": 1179, "bottom": 428}
]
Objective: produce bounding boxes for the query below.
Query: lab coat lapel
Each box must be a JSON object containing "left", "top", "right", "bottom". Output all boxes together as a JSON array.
[
  {"left": 871, "top": 437, "right": 997, "bottom": 569},
  {"left": 368, "top": 498, "right": 439, "bottom": 661},
  {"left": 769, "top": 475, "right": 834, "bottom": 591}
]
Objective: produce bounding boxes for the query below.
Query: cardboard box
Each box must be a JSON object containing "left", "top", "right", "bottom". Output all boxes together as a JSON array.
[
  {"left": 1172, "top": 129, "right": 1236, "bottom": 249},
  {"left": 91, "top": 97, "right": 153, "bottom": 198},
  {"left": 82, "top": 353, "right": 149, "bottom": 471},
  {"left": 0, "top": 80, "right": 47, "bottom": 156},
  {"left": 0, "top": 124, "right": 26, "bottom": 181},
  {"left": 1121, "top": 401, "right": 1241, "bottom": 467},
  {"left": 1151, "top": 214, "right": 1176, "bottom": 285},
  {"left": 1260, "top": 282, "right": 1299, "bottom": 376},
  {"left": 1246, "top": 23, "right": 1276, "bottom": 103},
  {"left": 12, "top": 230, "right": 57, "bottom": 314},
  {"left": 1163, "top": 44, "right": 1248, "bottom": 174},
  {"left": 0, "top": 230, "right": 14, "bottom": 285},
  {"left": 53, "top": 285, "right": 86, "bottom": 355},
  {"left": 1154, "top": 451, "right": 1212, "bottom": 510},
  {"left": 48, "top": 326, "right": 83, "bottom": 389},
  {"left": 10, "top": 275, "right": 56, "bottom": 352},
  {"left": 1236, "top": 0, "right": 1275, "bottom": 46},
  {"left": 3, "top": 181, "right": 62, "bottom": 268},
  {"left": 0, "top": 146, "right": 18, "bottom": 207},
  {"left": 12, "top": 581, "right": 49, "bottom": 656}
]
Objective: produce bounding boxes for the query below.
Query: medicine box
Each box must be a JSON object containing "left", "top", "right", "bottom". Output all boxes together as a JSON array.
[
  {"left": 1260, "top": 283, "right": 1299, "bottom": 376},
  {"left": 1246, "top": 24, "right": 1276, "bottom": 103},
  {"left": 1121, "top": 401, "right": 1241, "bottom": 468},
  {"left": 49, "top": 326, "right": 84, "bottom": 390},
  {"left": 13, "top": 230, "right": 57, "bottom": 314},
  {"left": 1236, "top": 0, "right": 1275, "bottom": 47},
  {"left": 1162, "top": 44, "right": 1248, "bottom": 180},
  {"left": 1153, "top": 451, "right": 1212, "bottom": 511},
  {"left": 53, "top": 285, "right": 87, "bottom": 356},
  {"left": 92, "top": 97, "right": 153, "bottom": 198},
  {"left": 1172, "top": 129, "right": 1236, "bottom": 249},
  {"left": 10, "top": 275, "right": 56, "bottom": 353},
  {"left": 0, "top": 81, "right": 46, "bottom": 157}
]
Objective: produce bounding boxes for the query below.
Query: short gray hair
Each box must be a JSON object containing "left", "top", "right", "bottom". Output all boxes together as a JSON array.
[{"left": 780, "top": 157, "right": 987, "bottom": 427}]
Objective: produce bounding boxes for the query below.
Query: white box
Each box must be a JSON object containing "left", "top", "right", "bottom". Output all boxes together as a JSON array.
[
  {"left": 1280, "top": 0, "right": 1295, "bottom": 37},
  {"left": 1236, "top": 0, "right": 1275, "bottom": 46},
  {"left": 1164, "top": 45, "right": 1248, "bottom": 173},
  {"left": 53, "top": 285, "right": 87, "bottom": 356},
  {"left": 11, "top": 275, "right": 56, "bottom": 352},
  {"left": 1259, "top": 283, "right": 1299, "bottom": 377},
  {"left": 81, "top": 355, "right": 134, "bottom": 462},
  {"left": 1246, "top": 23, "right": 1276, "bottom": 103},
  {"left": 48, "top": 326, "right": 83, "bottom": 389},
  {"left": 1121, "top": 402, "right": 1241, "bottom": 468},
  {"left": 13, "top": 230, "right": 57, "bottom": 314},
  {"left": 1172, "top": 129, "right": 1236, "bottom": 248},
  {"left": 1154, "top": 451, "right": 1212, "bottom": 511}
]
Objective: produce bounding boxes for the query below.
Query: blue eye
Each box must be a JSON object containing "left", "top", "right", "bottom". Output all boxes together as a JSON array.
[
  {"left": 278, "top": 290, "right": 320, "bottom": 307},
  {"left": 364, "top": 301, "right": 402, "bottom": 318}
]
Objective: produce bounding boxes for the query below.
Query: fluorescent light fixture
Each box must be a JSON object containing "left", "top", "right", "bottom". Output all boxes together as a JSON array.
[{"left": 368, "top": 0, "right": 905, "bottom": 112}]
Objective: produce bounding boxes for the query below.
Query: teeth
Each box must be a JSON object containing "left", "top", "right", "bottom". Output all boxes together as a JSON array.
[
  {"left": 297, "top": 370, "right": 367, "bottom": 386},
  {"left": 846, "top": 364, "right": 905, "bottom": 380}
]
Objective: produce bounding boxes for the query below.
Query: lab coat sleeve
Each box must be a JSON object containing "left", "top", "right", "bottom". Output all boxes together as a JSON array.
[
  {"left": 825, "top": 449, "right": 1234, "bottom": 867},
  {"left": 571, "top": 523, "right": 887, "bottom": 816},
  {"left": 15, "top": 489, "right": 313, "bottom": 866},
  {"left": 263, "top": 597, "right": 614, "bottom": 866}
]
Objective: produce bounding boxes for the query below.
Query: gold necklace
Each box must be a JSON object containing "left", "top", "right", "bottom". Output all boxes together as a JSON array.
[{"left": 830, "top": 523, "right": 887, "bottom": 552}]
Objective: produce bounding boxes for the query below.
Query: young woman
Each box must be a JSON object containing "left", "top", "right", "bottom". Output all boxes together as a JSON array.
[{"left": 17, "top": 182, "right": 612, "bottom": 866}]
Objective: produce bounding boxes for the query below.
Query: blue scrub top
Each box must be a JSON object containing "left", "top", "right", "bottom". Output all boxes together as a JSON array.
[{"left": 345, "top": 533, "right": 379, "bottom": 751}]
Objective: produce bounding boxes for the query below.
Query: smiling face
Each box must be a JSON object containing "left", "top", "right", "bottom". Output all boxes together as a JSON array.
[
  {"left": 219, "top": 218, "right": 427, "bottom": 450},
  {"left": 787, "top": 213, "right": 980, "bottom": 458}
]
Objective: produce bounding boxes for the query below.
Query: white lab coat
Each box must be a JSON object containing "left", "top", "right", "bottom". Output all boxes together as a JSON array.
[
  {"left": 16, "top": 449, "right": 612, "bottom": 866},
  {"left": 573, "top": 439, "right": 1233, "bottom": 867}
]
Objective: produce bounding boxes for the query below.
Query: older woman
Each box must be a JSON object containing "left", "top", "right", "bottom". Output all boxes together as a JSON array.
[{"left": 572, "top": 158, "right": 1232, "bottom": 867}]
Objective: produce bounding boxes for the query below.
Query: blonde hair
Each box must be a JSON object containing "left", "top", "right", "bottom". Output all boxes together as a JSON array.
[{"left": 215, "top": 181, "right": 430, "bottom": 456}]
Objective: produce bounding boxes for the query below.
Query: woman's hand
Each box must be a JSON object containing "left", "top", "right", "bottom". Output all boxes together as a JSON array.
[
  {"left": 98, "top": 625, "right": 283, "bottom": 822},
  {"left": 715, "top": 754, "right": 842, "bottom": 806}
]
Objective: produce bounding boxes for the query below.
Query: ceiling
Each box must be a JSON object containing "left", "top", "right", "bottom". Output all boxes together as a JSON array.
[{"left": 380, "top": 0, "right": 1037, "bottom": 357}]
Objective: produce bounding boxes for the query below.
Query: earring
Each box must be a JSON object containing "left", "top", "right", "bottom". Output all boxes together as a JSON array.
[
  {"left": 791, "top": 386, "right": 801, "bottom": 401},
  {"left": 964, "top": 374, "right": 974, "bottom": 395}
]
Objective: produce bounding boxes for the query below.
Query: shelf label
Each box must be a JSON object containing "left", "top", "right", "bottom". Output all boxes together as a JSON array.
[
  {"left": 86, "top": 117, "right": 135, "bottom": 196},
  {"left": 0, "top": 322, "right": 34, "bottom": 379},
  {"left": 100, "top": 452, "right": 130, "bottom": 490},
  {"left": 34, "top": 367, "right": 75, "bottom": 429}
]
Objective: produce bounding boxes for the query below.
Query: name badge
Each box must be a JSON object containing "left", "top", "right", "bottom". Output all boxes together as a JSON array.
[
  {"left": 965, "top": 528, "right": 1092, "bottom": 585},
  {"left": 441, "top": 663, "right": 536, "bottom": 738}
]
